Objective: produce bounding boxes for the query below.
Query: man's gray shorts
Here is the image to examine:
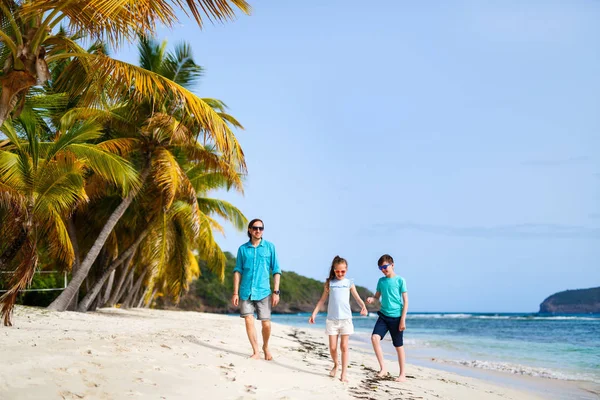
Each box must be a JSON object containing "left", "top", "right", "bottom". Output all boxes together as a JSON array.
[{"left": 240, "top": 296, "right": 271, "bottom": 320}]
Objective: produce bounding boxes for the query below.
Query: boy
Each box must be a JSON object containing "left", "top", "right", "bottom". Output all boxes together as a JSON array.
[{"left": 366, "top": 254, "right": 409, "bottom": 381}]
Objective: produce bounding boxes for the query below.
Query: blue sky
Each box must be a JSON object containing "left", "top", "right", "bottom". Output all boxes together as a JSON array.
[{"left": 116, "top": 0, "right": 600, "bottom": 312}]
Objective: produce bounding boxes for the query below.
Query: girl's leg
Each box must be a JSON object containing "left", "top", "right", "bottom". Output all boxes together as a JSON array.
[
  {"left": 371, "top": 334, "right": 387, "bottom": 377},
  {"left": 328, "top": 335, "right": 339, "bottom": 377},
  {"left": 395, "top": 346, "right": 406, "bottom": 382},
  {"left": 340, "top": 335, "right": 350, "bottom": 382}
]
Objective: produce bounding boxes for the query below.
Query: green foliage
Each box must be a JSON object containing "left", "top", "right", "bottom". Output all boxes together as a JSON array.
[
  {"left": 169, "top": 252, "right": 376, "bottom": 314},
  {"left": 0, "top": 272, "right": 64, "bottom": 307}
]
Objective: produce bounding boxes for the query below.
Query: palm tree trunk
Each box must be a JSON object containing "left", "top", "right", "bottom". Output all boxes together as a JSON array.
[
  {"left": 116, "top": 267, "right": 135, "bottom": 305},
  {"left": 122, "top": 270, "right": 147, "bottom": 309},
  {"left": 101, "top": 270, "right": 115, "bottom": 306},
  {"left": 106, "top": 253, "right": 134, "bottom": 307},
  {"left": 65, "top": 218, "right": 81, "bottom": 311},
  {"left": 135, "top": 287, "right": 147, "bottom": 308},
  {"left": 76, "top": 231, "right": 147, "bottom": 312},
  {"left": 48, "top": 165, "right": 150, "bottom": 311},
  {"left": 0, "top": 71, "right": 36, "bottom": 129},
  {"left": 145, "top": 288, "right": 158, "bottom": 308}
]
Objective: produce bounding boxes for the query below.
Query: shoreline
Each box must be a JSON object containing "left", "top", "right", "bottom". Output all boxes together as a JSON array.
[{"left": 0, "top": 306, "right": 591, "bottom": 399}]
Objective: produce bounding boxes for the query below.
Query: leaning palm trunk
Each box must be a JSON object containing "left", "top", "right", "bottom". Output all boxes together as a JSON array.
[
  {"left": 66, "top": 219, "right": 81, "bottom": 311},
  {"left": 106, "top": 254, "right": 134, "bottom": 307},
  {"left": 77, "top": 230, "right": 148, "bottom": 312},
  {"left": 48, "top": 165, "right": 150, "bottom": 311},
  {"left": 101, "top": 270, "right": 115, "bottom": 306},
  {"left": 122, "top": 270, "right": 147, "bottom": 308}
]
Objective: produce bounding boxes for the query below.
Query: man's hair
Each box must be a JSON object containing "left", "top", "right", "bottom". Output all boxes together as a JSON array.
[
  {"left": 378, "top": 254, "right": 394, "bottom": 266},
  {"left": 247, "top": 218, "right": 264, "bottom": 239}
]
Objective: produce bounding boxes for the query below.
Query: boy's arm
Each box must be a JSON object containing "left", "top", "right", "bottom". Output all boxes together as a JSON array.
[
  {"left": 308, "top": 287, "right": 329, "bottom": 324},
  {"left": 399, "top": 292, "right": 408, "bottom": 331},
  {"left": 350, "top": 285, "right": 368, "bottom": 316},
  {"left": 366, "top": 291, "right": 381, "bottom": 304}
]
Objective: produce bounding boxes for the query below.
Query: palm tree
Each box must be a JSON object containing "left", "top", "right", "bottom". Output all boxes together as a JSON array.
[
  {"left": 0, "top": 111, "right": 138, "bottom": 325},
  {"left": 0, "top": 0, "right": 251, "bottom": 128},
  {"left": 48, "top": 36, "right": 246, "bottom": 312}
]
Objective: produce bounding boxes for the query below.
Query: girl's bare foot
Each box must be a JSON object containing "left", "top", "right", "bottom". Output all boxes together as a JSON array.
[
  {"left": 340, "top": 373, "right": 348, "bottom": 383},
  {"left": 249, "top": 353, "right": 261, "bottom": 360},
  {"left": 395, "top": 375, "right": 406, "bottom": 382},
  {"left": 329, "top": 364, "right": 338, "bottom": 377},
  {"left": 377, "top": 369, "right": 387, "bottom": 377}
]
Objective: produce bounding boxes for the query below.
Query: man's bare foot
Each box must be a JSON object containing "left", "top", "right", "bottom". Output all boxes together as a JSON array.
[
  {"left": 249, "top": 353, "right": 261, "bottom": 360},
  {"left": 329, "top": 364, "right": 338, "bottom": 377},
  {"left": 376, "top": 369, "right": 387, "bottom": 377},
  {"left": 340, "top": 373, "right": 348, "bottom": 383},
  {"left": 395, "top": 375, "right": 407, "bottom": 382},
  {"left": 263, "top": 346, "right": 273, "bottom": 361}
]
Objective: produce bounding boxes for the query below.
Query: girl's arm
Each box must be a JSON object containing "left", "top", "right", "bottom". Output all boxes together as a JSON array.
[
  {"left": 308, "top": 286, "right": 329, "bottom": 324},
  {"left": 350, "top": 284, "right": 368, "bottom": 316},
  {"left": 366, "top": 291, "right": 381, "bottom": 304},
  {"left": 399, "top": 292, "right": 409, "bottom": 331}
]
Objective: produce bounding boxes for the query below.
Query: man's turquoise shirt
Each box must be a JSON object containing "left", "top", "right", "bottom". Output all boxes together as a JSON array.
[{"left": 234, "top": 239, "right": 281, "bottom": 301}]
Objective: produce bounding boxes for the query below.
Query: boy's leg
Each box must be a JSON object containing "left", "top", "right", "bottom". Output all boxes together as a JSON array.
[
  {"left": 371, "top": 316, "right": 389, "bottom": 376},
  {"left": 340, "top": 334, "right": 350, "bottom": 382},
  {"left": 395, "top": 346, "right": 406, "bottom": 382},
  {"left": 328, "top": 334, "right": 339, "bottom": 377},
  {"left": 389, "top": 320, "right": 406, "bottom": 381}
]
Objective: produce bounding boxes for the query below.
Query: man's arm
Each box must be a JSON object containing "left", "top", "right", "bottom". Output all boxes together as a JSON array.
[
  {"left": 232, "top": 271, "right": 241, "bottom": 306},
  {"left": 272, "top": 273, "right": 281, "bottom": 307}
]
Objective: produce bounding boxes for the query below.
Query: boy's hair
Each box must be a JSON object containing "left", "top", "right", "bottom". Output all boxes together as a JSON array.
[
  {"left": 247, "top": 218, "right": 264, "bottom": 239},
  {"left": 326, "top": 255, "right": 347, "bottom": 289},
  {"left": 378, "top": 254, "right": 394, "bottom": 266}
]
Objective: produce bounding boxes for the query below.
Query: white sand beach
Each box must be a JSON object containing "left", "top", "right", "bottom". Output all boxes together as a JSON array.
[{"left": 0, "top": 306, "right": 551, "bottom": 399}]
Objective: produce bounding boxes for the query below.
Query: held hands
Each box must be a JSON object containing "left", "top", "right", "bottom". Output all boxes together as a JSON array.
[
  {"left": 232, "top": 293, "right": 239, "bottom": 307},
  {"left": 360, "top": 306, "right": 368, "bottom": 316}
]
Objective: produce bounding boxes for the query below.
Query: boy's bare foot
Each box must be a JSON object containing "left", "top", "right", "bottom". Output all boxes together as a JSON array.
[
  {"left": 263, "top": 346, "right": 273, "bottom": 361},
  {"left": 395, "top": 375, "right": 407, "bottom": 382},
  {"left": 376, "top": 369, "right": 387, "bottom": 377},
  {"left": 249, "top": 353, "right": 261, "bottom": 360},
  {"left": 329, "top": 364, "right": 338, "bottom": 377}
]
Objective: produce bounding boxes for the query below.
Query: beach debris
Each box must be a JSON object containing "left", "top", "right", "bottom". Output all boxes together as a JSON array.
[{"left": 160, "top": 344, "right": 171, "bottom": 349}]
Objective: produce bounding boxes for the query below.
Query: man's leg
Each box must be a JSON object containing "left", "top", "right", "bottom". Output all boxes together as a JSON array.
[
  {"left": 261, "top": 319, "right": 273, "bottom": 360},
  {"left": 328, "top": 334, "right": 339, "bottom": 377},
  {"left": 395, "top": 346, "right": 406, "bottom": 382},
  {"left": 244, "top": 315, "right": 261, "bottom": 359}
]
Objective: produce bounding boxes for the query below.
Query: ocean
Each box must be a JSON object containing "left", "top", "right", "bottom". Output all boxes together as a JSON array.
[{"left": 271, "top": 312, "right": 600, "bottom": 391}]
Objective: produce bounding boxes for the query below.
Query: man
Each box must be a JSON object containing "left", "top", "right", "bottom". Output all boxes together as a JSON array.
[{"left": 232, "top": 218, "right": 281, "bottom": 360}]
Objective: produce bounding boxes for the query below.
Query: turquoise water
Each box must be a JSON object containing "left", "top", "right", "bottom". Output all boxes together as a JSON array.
[{"left": 271, "top": 312, "right": 600, "bottom": 384}]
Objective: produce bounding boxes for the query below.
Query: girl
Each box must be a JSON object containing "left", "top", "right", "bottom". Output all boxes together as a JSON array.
[{"left": 309, "top": 255, "right": 368, "bottom": 382}]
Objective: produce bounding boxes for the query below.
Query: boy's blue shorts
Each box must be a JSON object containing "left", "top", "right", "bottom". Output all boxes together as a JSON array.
[{"left": 372, "top": 311, "right": 404, "bottom": 347}]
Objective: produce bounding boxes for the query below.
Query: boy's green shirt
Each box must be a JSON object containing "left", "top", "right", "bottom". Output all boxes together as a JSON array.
[{"left": 376, "top": 275, "right": 407, "bottom": 317}]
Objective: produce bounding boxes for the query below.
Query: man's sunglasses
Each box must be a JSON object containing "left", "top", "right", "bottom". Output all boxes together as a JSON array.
[
  {"left": 379, "top": 263, "right": 392, "bottom": 271},
  {"left": 251, "top": 226, "right": 264, "bottom": 231}
]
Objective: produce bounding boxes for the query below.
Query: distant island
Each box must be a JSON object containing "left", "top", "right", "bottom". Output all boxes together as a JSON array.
[
  {"left": 539, "top": 286, "right": 600, "bottom": 314},
  {"left": 159, "top": 252, "right": 377, "bottom": 314}
]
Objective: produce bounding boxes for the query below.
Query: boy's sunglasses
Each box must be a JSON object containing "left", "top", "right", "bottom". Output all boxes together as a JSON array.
[
  {"left": 379, "top": 263, "right": 391, "bottom": 271},
  {"left": 251, "top": 226, "right": 264, "bottom": 231}
]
